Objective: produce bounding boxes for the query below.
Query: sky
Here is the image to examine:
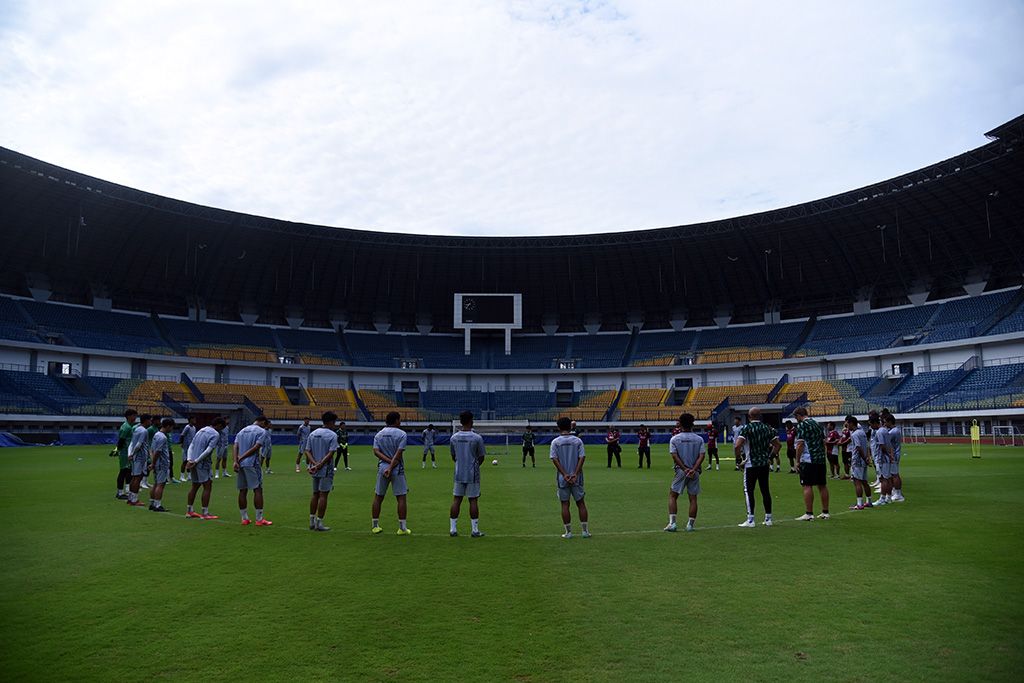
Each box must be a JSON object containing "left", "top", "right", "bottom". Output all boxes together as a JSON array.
[{"left": 1, "top": 0, "right": 1022, "bottom": 237}]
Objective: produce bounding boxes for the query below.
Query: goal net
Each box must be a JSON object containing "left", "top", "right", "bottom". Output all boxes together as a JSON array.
[
  {"left": 903, "top": 426, "right": 928, "bottom": 444},
  {"left": 992, "top": 425, "right": 1020, "bottom": 447},
  {"left": 449, "top": 420, "right": 512, "bottom": 460}
]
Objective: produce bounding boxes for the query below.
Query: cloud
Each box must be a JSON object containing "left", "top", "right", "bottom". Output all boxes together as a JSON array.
[{"left": 0, "top": 0, "right": 1022, "bottom": 236}]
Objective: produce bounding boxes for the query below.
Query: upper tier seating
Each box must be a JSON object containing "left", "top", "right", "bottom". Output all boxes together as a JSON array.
[
  {"left": 345, "top": 332, "right": 406, "bottom": 367},
  {"left": 276, "top": 328, "right": 347, "bottom": 365},
  {"left": 406, "top": 336, "right": 485, "bottom": 369},
  {"left": 162, "top": 318, "right": 279, "bottom": 362},
  {"left": 20, "top": 300, "right": 171, "bottom": 354},
  {"left": 798, "top": 306, "right": 935, "bottom": 355},
  {"left": 571, "top": 334, "right": 627, "bottom": 368},
  {"left": 631, "top": 331, "right": 697, "bottom": 366},
  {"left": 493, "top": 335, "right": 567, "bottom": 369}
]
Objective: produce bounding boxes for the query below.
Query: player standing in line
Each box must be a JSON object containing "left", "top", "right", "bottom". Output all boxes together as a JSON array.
[
  {"left": 184, "top": 416, "right": 225, "bottom": 520},
  {"left": 114, "top": 408, "right": 136, "bottom": 500},
  {"left": 449, "top": 410, "right": 486, "bottom": 537},
  {"left": 665, "top": 413, "right": 705, "bottom": 532},
  {"left": 422, "top": 423, "right": 438, "bottom": 469},
  {"left": 731, "top": 415, "right": 745, "bottom": 471},
  {"left": 148, "top": 418, "right": 174, "bottom": 512},
  {"left": 141, "top": 416, "right": 158, "bottom": 490},
  {"left": 637, "top": 424, "right": 652, "bottom": 469},
  {"left": 126, "top": 413, "right": 152, "bottom": 507},
  {"left": 825, "top": 422, "right": 842, "bottom": 479},
  {"left": 215, "top": 425, "right": 230, "bottom": 479},
  {"left": 845, "top": 415, "right": 873, "bottom": 510},
  {"left": 870, "top": 413, "right": 894, "bottom": 506},
  {"left": 335, "top": 421, "right": 351, "bottom": 471},
  {"left": 179, "top": 417, "right": 196, "bottom": 483},
  {"left": 884, "top": 413, "right": 906, "bottom": 502},
  {"left": 235, "top": 416, "right": 273, "bottom": 527},
  {"left": 794, "top": 407, "right": 831, "bottom": 521},
  {"left": 260, "top": 420, "right": 273, "bottom": 474},
  {"left": 522, "top": 425, "right": 536, "bottom": 467},
  {"left": 371, "top": 411, "right": 411, "bottom": 535},
  {"left": 551, "top": 416, "right": 589, "bottom": 538},
  {"left": 295, "top": 417, "right": 311, "bottom": 473},
  {"left": 784, "top": 420, "right": 797, "bottom": 473},
  {"left": 839, "top": 422, "right": 853, "bottom": 480},
  {"left": 704, "top": 423, "right": 719, "bottom": 471},
  {"left": 605, "top": 425, "right": 622, "bottom": 468},
  {"left": 306, "top": 411, "right": 340, "bottom": 532},
  {"left": 734, "top": 407, "right": 778, "bottom": 528}
]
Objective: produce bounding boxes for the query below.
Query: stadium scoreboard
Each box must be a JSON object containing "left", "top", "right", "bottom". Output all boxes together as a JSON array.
[
  {"left": 454, "top": 293, "right": 522, "bottom": 355},
  {"left": 454, "top": 293, "right": 522, "bottom": 329}
]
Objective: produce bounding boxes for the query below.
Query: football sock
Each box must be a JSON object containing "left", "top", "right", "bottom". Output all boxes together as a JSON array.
[
  {"left": 564, "top": 524, "right": 571, "bottom": 534},
  {"left": 747, "top": 515, "right": 754, "bottom": 523},
  {"left": 256, "top": 509, "right": 263, "bottom": 522},
  {"left": 202, "top": 507, "right": 209, "bottom": 515},
  {"left": 372, "top": 518, "right": 380, "bottom": 528},
  {"left": 450, "top": 518, "right": 458, "bottom": 533},
  {"left": 241, "top": 509, "right": 249, "bottom": 521},
  {"left": 471, "top": 518, "right": 480, "bottom": 533},
  {"left": 765, "top": 513, "right": 773, "bottom": 522},
  {"left": 822, "top": 509, "right": 829, "bottom": 514},
  {"left": 187, "top": 505, "right": 194, "bottom": 513},
  {"left": 581, "top": 522, "right": 589, "bottom": 533},
  {"left": 856, "top": 496, "right": 863, "bottom": 505},
  {"left": 399, "top": 519, "right": 408, "bottom": 531},
  {"left": 153, "top": 498, "right": 161, "bottom": 508},
  {"left": 668, "top": 514, "right": 677, "bottom": 524},
  {"left": 310, "top": 514, "right": 316, "bottom": 526},
  {"left": 687, "top": 517, "right": 695, "bottom": 528},
  {"left": 313, "top": 516, "right": 321, "bottom": 528}
]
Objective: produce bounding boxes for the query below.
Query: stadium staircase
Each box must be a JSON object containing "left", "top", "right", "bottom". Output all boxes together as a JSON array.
[
  {"left": 621, "top": 328, "right": 639, "bottom": 367},
  {"left": 607, "top": 382, "right": 627, "bottom": 420},
  {"left": 709, "top": 398, "right": 730, "bottom": 425},
  {"left": 334, "top": 329, "right": 354, "bottom": 364},
  {"left": 903, "top": 357, "right": 977, "bottom": 411},
  {"left": 151, "top": 314, "right": 183, "bottom": 354},
  {"left": 976, "top": 287, "right": 1024, "bottom": 336},
  {"left": 766, "top": 374, "right": 789, "bottom": 403},
  {"left": 780, "top": 393, "right": 809, "bottom": 418},
  {"left": 180, "top": 373, "right": 205, "bottom": 402},
  {"left": 784, "top": 316, "right": 816, "bottom": 358}
]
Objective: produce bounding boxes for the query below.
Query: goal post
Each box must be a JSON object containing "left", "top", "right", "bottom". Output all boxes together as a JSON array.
[
  {"left": 992, "top": 424, "right": 1018, "bottom": 448},
  {"left": 903, "top": 426, "right": 928, "bottom": 444}
]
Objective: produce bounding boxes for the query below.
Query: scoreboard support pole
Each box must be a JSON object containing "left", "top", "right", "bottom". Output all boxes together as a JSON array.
[{"left": 464, "top": 328, "right": 471, "bottom": 355}]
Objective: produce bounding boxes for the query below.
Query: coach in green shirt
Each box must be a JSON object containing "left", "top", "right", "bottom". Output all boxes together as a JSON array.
[
  {"left": 734, "top": 407, "right": 780, "bottom": 528},
  {"left": 794, "top": 406, "right": 830, "bottom": 521}
]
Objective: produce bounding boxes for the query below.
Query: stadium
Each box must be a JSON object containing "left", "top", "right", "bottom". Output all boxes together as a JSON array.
[
  {"left": 2, "top": 4, "right": 1024, "bottom": 680},
  {"left": 1, "top": 116, "right": 1024, "bottom": 440}
]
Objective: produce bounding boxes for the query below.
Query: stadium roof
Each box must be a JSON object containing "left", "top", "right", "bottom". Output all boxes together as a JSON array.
[{"left": 1, "top": 116, "right": 1022, "bottom": 331}]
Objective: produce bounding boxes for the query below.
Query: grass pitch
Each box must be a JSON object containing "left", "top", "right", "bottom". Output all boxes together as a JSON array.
[{"left": 0, "top": 442, "right": 1021, "bottom": 681}]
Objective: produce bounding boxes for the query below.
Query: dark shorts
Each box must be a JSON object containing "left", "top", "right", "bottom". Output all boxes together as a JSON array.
[
  {"left": 826, "top": 452, "right": 839, "bottom": 465},
  {"left": 707, "top": 443, "right": 717, "bottom": 454},
  {"left": 786, "top": 448, "right": 795, "bottom": 460},
  {"left": 842, "top": 451, "right": 852, "bottom": 466},
  {"left": 799, "top": 463, "right": 827, "bottom": 487}
]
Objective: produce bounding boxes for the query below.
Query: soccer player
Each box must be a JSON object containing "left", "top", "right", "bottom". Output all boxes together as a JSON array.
[
  {"left": 142, "top": 416, "right": 158, "bottom": 490},
  {"left": 148, "top": 418, "right": 174, "bottom": 512},
  {"left": 422, "top": 423, "right": 437, "bottom": 469},
  {"left": 371, "top": 411, "right": 410, "bottom": 535},
  {"left": 825, "top": 422, "right": 841, "bottom": 479},
  {"left": 605, "top": 425, "right": 622, "bottom": 468},
  {"left": 522, "top": 425, "right": 536, "bottom": 467},
  {"left": 734, "top": 408, "right": 778, "bottom": 527},
  {"left": 794, "top": 406, "right": 830, "bottom": 520},
  {"left": 235, "top": 416, "right": 273, "bottom": 527},
  {"left": 449, "top": 410, "right": 486, "bottom": 537},
  {"left": 845, "top": 415, "right": 873, "bottom": 510},
  {"left": 260, "top": 420, "right": 273, "bottom": 474},
  {"left": 731, "top": 415, "right": 745, "bottom": 471},
  {"left": 570, "top": 420, "right": 582, "bottom": 439},
  {"left": 179, "top": 417, "right": 196, "bottom": 483},
  {"left": 215, "top": 425, "right": 230, "bottom": 479},
  {"left": 784, "top": 420, "right": 797, "bottom": 473},
  {"left": 126, "top": 413, "right": 152, "bottom": 507},
  {"left": 550, "top": 415, "right": 590, "bottom": 539},
  {"left": 884, "top": 413, "right": 906, "bottom": 502},
  {"left": 306, "top": 411, "right": 340, "bottom": 532},
  {"left": 334, "top": 420, "right": 351, "bottom": 471},
  {"left": 114, "top": 408, "right": 136, "bottom": 500},
  {"left": 870, "top": 413, "right": 893, "bottom": 506},
  {"left": 665, "top": 413, "right": 705, "bottom": 532},
  {"left": 839, "top": 422, "right": 853, "bottom": 480},
  {"left": 637, "top": 424, "right": 652, "bottom": 469},
  {"left": 296, "top": 417, "right": 311, "bottom": 473},
  {"left": 184, "top": 416, "right": 225, "bottom": 520},
  {"left": 705, "top": 423, "right": 719, "bottom": 471}
]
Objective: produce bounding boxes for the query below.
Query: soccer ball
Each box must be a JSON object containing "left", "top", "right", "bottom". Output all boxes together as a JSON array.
[{"left": 491, "top": 459, "right": 499, "bottom": 466}]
